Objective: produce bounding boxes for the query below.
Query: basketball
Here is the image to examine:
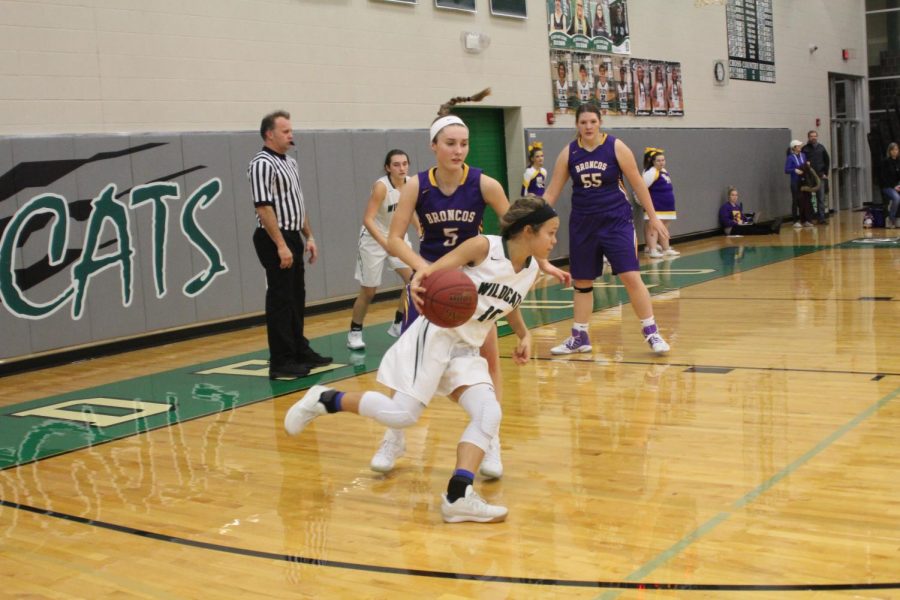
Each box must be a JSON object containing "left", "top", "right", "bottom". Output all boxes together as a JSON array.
[{"left": 421, "top": 268, "right": 478, "bottom": 328}]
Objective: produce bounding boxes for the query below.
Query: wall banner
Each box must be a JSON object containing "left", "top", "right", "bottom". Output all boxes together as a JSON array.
[{"left": 547, "top": 0, "right": 630, "bottom": 55}]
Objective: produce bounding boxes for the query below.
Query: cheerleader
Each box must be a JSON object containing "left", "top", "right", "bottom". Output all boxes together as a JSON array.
[
  {"left": 522, "top": 142, "right": 547, "bottom": 197},
  {"left": 642, "top": 147, "right": 679, "bottom": 257}
]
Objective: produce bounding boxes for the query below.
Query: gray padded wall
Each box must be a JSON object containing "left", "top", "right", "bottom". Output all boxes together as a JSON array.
[
  {"left": 13, "top": 136, "right": 93, "bottom": 354},
  {"left": 1, "top": 126, "right": 789, "bottom": 360},
  {"left": 0, "top": 137, "right": 32, "bottom": 356},
  {"left": 227, "top": 132, "right": 268, "bottom": 315},
  {"left": 183, "top": 133, "right": 244, "bottom": 322},
  {"left": 129, "top": 135, "right": 195, "bottom": 334}
]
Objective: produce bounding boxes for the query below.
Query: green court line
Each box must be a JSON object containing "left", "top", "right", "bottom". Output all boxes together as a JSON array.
[
  {"left": 0, "top": 245, "right": 822, "bottom": 470},
  {"left": 596, "top": 383, "right": 900, "bottom": 599}
]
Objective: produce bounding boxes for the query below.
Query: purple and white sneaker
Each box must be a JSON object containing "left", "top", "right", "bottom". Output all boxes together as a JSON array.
[
  {"left": 642, "top": 324, "right": 670, "bottom": 354},
  {"left": 551, "top": 328, "right": 592, "bottom": 355}
]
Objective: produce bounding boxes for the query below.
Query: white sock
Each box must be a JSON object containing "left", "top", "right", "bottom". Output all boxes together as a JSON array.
[
  {"left": 640, "top": 316, "right": 656, "bottom": 329},
  {"left": 573, "top": 322, "right": 589, "bottom": 332}
]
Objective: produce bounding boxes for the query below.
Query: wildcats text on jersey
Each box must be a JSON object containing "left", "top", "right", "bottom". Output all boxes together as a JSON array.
[
  {"left": 476, "top": 281, "right": 523, "bottom": 308},
  {"left": 422, "top": 209, "right": 478, "bottom": 225}
]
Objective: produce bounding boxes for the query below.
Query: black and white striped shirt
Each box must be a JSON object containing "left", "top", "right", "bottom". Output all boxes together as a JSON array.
[{"left": 248, "top": 146, "right": 306, "bottom": 231}]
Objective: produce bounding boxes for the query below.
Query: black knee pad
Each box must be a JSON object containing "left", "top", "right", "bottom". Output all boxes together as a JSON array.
[{"left": 573, "top": 285, "right": 593, "bottom": 293}]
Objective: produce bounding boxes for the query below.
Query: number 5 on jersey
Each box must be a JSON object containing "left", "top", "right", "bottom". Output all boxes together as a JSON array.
[{"left": 443, "top": 227, "right": 459, "bottom": 247}]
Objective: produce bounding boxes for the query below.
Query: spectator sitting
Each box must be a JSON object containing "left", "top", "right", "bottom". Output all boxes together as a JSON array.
[
  {"left": 880, "top": 142, "right": 900, "bottom": 229},
  {"left": 719, "top": 187, "right": 782, "bottom": 235}
]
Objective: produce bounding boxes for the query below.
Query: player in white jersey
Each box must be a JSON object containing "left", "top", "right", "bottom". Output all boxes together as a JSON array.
[
  {"left": 555, "top": 62, "right": 570, "bottom": 112},
  {"left": 654, "top": 68, "right": 667, "bottom": 113},
  {"left": 576, "top": 64, "right": 593, "bottom": 104},
  {"left": 635, "top": 65, "right": 649, "bottom": 111},
  {"left": 347, "top": 150, "right": 421, "bottom": 350},
  {"left": 596, "top": 63, "right": 612, "bottom": 114},
  {"left": 616, "top": 64, "right": 630, "bottom": 114},
  {"left": 284, "top": 196, "right": 560, "bottom": 523},
  {"left": 669, "top": 69, "right": 682, "bottom": 112},
  {"left": 656, "top": 81, "right": 666, "bottom": 108},
  {"left": 616, "top": 81, "right": 629, "bottom": 112}
]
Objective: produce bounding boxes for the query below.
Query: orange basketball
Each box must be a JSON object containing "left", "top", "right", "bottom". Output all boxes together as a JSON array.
[{"left": 421, "top": 268, "right": 478, "bottom": 328}]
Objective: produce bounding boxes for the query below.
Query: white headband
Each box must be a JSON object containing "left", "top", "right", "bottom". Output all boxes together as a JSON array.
[{"left": 430, "top": 116, "right": 467, "bottom": 141}]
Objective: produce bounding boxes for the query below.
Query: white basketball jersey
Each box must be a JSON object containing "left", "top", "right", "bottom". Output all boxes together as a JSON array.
[
  {"left": 597, "top": 81, "right": 609, "bottom": 102},
  {"left": 577, "top": 80, "right": 592, "bottom": 102},
  {"left": 617, "top": 83, "right": 628, "bottom": 110},
  {"left": 556, "top": 80, "right": 569, "bottom": 109},
  {"left": 454, "top": 235, "right": 539, "bottom": 347},
  {"left": 363, "top": 175, "right": 404, "bottom": 238},
  {"left": 655, "top": 82, "right": 665, "bottom": 107}
]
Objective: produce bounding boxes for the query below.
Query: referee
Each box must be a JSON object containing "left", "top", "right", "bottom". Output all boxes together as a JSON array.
[{"left": 250, "top": 110, "right": 332, "bottom": 379}]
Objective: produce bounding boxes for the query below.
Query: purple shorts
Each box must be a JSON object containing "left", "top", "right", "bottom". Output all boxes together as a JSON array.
[{"left": 569, "top": 209, "right": 639, "bottom": 280}]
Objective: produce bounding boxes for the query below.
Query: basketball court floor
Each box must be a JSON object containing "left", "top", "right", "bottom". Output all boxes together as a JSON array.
[{"left": 1, "top": 211, "right": 899, "bottom": 599}]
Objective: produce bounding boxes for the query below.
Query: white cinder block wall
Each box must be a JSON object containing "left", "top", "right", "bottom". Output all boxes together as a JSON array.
[{"left": 1, "top": 0, "right": 868, "bottom": 148}]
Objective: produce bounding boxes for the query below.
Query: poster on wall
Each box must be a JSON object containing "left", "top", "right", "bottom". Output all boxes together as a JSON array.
[
  {"left": 593, "top": 54, "right": 614, "bottom": 114},
  {"left": 726, "top": 0, "right": 775, "bottom": 82},
  {"left": 550, "top": 50, "right": 574, "bottom": 114},
  {"left": 572, "top": 53, "right": 596, "bottom": 108},
  {"left": 611, "top": 56, "right": 631, "bottom": 115},
  {"left": 666, "top": 62, "right": 684, "bottom": 116},
  {"left": 630, "top": 59, "right": 684, "bottom": 117},
  {"left": 630, "top": 59, "right": 651, "bottom": 116},
  {"left": 649, "top": 60, "right": 668, "bottom": 116},
  {"left": 547, "top": 0, "right": 630, "bottom": 55},
  {"left": 551, "top": 51, "right": 639, "bottom": 115},
  {"left": 608, "top": 0, "right": 629, "bottom": 52}
]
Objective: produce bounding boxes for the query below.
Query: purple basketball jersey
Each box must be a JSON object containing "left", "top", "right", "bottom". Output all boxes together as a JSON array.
[
  {"left": 566, "top": 135, "right": 639, "bottom": 279},
  {"left": 567, "top": 135, "right": 629, "bottom": 217},
  {"left": 415, "top": 165, "right": 485, "bottom": 262},
  {"left": 403, "top": 165, "right": 485, "bottom": 333}
]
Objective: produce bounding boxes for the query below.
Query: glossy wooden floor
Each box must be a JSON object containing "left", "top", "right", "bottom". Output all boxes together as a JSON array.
[{"left": 2, "top": 211, "right": 899, "bottom": 599}]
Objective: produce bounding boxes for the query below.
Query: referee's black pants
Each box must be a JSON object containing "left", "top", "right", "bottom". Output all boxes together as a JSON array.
[{"left": 253, "top": 229, "right": 310, "bottom": 368}]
